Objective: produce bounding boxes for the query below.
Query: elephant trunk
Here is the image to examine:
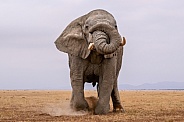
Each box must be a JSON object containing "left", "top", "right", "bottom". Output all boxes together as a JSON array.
[{"left": 89, "top": 23, "right": 122, "bottom": 54}]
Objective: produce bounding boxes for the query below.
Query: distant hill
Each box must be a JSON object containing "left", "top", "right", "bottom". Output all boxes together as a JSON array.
[
  {"left": 69, "top": 81, "right": 184, "bottom": 90},
  {"left": 119, "top": 81, "right": 184, "bottom": 90}
]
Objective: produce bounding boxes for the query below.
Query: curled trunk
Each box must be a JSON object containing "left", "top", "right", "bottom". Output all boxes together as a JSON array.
[{"left": 90, "top": 24, "right": 121, "bottom": 54}]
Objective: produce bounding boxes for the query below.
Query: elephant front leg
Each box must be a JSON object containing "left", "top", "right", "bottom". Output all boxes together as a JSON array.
[
  {"left": 69, "top": 56, "right": 89, "bottom": 111},
  {"left": 70, "top": 80, "right": 88, "bottom": 111},
  {"left": 95, "top": 58, "right": 115, "bottom": 115}
]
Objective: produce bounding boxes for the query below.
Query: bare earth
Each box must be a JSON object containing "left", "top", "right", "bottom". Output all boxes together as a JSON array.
[{"left": 0, "top": 90, "right": 184, "bottom": 122}]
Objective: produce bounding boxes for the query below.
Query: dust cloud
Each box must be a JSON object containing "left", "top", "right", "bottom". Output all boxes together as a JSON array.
[{"left": 42, "top": 102, "right": 88, "bottom": 116}]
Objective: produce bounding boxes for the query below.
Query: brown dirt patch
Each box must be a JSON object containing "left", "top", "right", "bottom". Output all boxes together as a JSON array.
[{"left": 0, "top": 90, "right": 184, "bottom": 121}]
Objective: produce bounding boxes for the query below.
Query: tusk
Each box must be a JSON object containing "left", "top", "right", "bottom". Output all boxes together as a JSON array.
[
  {"left": 120, "top": 37, "right": 126, "bottom": 46},
  {"left": 88, "top": 43, "right": 94, "bottom": 50}
]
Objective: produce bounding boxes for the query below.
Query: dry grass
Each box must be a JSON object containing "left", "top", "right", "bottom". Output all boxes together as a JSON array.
[{"left": 0, "top": 90, "right": 184, "bottom": 121}]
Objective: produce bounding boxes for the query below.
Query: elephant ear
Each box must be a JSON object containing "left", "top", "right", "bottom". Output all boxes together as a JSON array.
[{"left": 55, "top": 16, "right": 90, "bottom": 59}]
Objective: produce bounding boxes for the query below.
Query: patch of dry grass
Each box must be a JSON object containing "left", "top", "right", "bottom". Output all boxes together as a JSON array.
[{"left": 0, "top": 90, "right": 184, "bottom": 121}]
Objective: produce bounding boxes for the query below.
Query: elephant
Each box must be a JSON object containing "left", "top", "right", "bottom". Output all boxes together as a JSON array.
[{"left": 55, "top": 9, "right": 126, "bottom": 115}]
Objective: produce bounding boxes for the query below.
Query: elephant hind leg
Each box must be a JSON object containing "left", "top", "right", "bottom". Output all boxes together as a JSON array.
[
  {"left": 112, "top": 103, "right": 125, "bottom": 113},
  {"left": 111, "top": 88, "right": 125, "bottom": 113}
]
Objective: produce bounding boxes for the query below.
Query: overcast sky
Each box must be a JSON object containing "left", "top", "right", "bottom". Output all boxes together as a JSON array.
[{"left": 0, "top": 0, "right": 184, "bottom": 90}]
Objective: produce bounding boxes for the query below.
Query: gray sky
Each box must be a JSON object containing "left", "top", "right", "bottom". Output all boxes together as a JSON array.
[{"left": 0, "top": 0, "right": 184, "bottom": 89}]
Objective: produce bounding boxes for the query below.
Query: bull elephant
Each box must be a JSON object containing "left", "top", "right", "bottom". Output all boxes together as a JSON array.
[{"left": 55, "top": 9, "right": 126, "bottom": 115}]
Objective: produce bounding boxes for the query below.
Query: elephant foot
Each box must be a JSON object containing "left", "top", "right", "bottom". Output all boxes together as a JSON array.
[
  {"left": 70, "top": 99, "right": 89, "bottom": 111},
  {"left": 94, "top": 102, "right": 110, "bottom": 115},
  {"left": 113, "top": 104, "right": 125, "bottom": 113}
]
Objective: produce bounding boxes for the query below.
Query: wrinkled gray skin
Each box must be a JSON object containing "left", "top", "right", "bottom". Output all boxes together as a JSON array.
[{"left": 55, "top": 9, "right": 125, "bottom": 115}]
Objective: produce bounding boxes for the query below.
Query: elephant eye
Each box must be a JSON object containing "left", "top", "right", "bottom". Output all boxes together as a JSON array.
[
  {"left": 115, "top": 25, "right": 117, "bottom": 29},
  {"left": 85, "top": 25, "right": 89, "bottom": 30}
]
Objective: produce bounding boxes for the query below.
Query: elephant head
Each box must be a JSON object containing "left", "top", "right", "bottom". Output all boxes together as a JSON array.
[{"left": 55, "top": 9, "right": 126, "bottom": 59}]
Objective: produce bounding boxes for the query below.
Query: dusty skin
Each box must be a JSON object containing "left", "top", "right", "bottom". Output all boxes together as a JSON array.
[{"left": 0, "top": 90, "right": 184, "bottom": 121}]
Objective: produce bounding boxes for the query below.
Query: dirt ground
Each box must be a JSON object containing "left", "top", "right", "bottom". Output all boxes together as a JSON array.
[{"left": 0, "top": 90, "right": 184, "bottom": 122}]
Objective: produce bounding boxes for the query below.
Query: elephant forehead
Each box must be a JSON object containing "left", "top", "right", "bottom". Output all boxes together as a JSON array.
[
  {"left": 86, "top": 15, "right": 115, "bottom": 25},
  {"left": 88, "top": 9, "right": 114, "bottom": 18}
]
